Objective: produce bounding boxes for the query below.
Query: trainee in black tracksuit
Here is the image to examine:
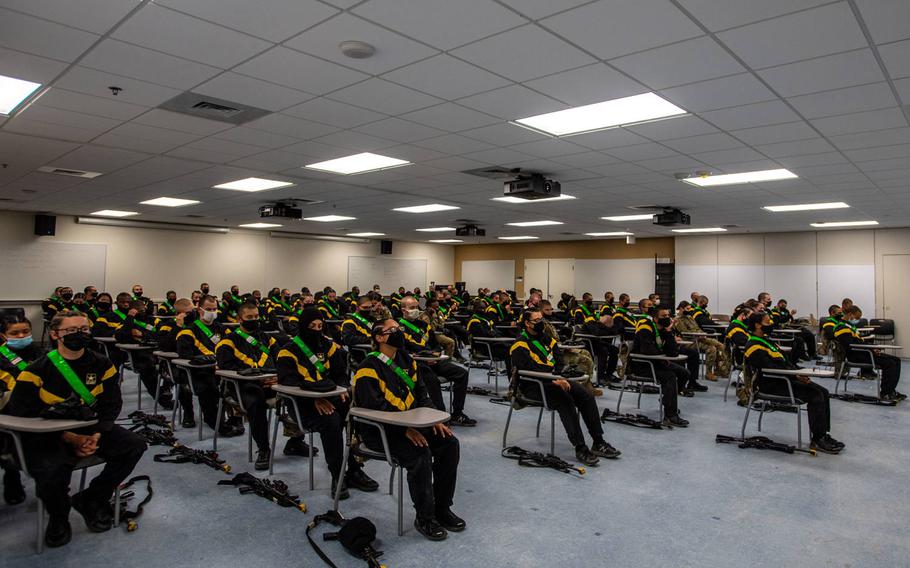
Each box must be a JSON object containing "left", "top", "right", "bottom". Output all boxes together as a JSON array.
[
  {"left": 510, "top": 331, "right": 604, "bottom": 448},
  {"left": 340, "top": 311, "right": 374, "bottom": 364},
  {"left": 215, "top": 325, "right": 279, "bottom": 452},
  {"left": 399, "top": 316, "right": 469, "bottom": 416},
  {"left": 580, "top": 319, "right": 621, "bottom": 384},
  {"left": 176, "top": 316, "right": 224, "bottom": 430},
  {"left": 744, "top": 335, "right": 831, "bottom": 438},
  {"left": 353, "top": 349, "right": 459, "bottom": 521},
  {"left": 630, "top": 319, "right": 682, "bottom": 418},
  {"left": 1, "top": 340, "right": 44, "bottom": 500},
  {"left": 156, "top": 321, "right": 193, "bottom": 416},
  {"left": 276, "top": 331, "right": 363, "bottom": 483},
  {"left": 4, "top": 349, "right": 146, "bottom": 519},
  {"left": 113, "top": 313, "right": 165, "bottom": 400},
  {"left": 771, "top": 307, "right": 817, "bottom": 359},
  {"left": 466, "top": 313, "right": 512, "bottom": 375},
  {"left": 835, "top": 322, "right": 902, "bottom": 396}
]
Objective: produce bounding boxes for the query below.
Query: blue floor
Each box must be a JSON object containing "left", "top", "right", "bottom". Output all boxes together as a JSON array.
[{"left": 2, "top": 361, "right": 909, "bottom": 567}]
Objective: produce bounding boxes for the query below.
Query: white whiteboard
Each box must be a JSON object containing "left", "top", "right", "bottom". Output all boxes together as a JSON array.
[
  {"left": 461, "top": 260, "right": 515, "bottom": 292},
  {"left": 717, "top": 265, "right": 764, "bottom": 315},
  {"left": 675, "top": 265, "right": 718, "bottom": 310},
  {"left": 0, "top": 241, "right": 106, "bottom": 300},
  {"left": 817, "top": 265, "right": 875, "bottom": 317},
  {"left": 574, "top": 259, "right": 654, "bottom": 300},
  {"left": 347, "top": 257, "right": 427, "bottom": 293},
  {"left": 765, "top": 265, "right": 817, "bottom": 318}
]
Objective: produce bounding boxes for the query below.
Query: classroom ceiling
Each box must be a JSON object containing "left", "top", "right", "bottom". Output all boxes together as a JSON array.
[{"left": 1, "top": 0, "right": 909, "bottom": 243}]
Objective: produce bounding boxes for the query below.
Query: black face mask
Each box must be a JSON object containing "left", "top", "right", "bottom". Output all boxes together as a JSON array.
[
  {"left": 241, "top": 320, "right": 260, "bottom": 332},
  {"left": 621, "top": 301, "right": 630, "bottom": 308},
  {"left": 658, "top": 317, "right": 672, "bottom": 328},
  {"left": 61, "top": 331, "right": 91, "bottom": 351},
  {"left": 96, "top": 302, "right": 112, "bottom": 312},
  {"left": 183, "top": 310, "right": 197, "bottom": 322},
  {"left": 385, "top": 328, "right": 405, "bottom": 349},
  {"left": 300, "top": 328, "right": 323, "bottom": 346},
  {"left": 358, "top": 309, "right": 373, "bottom": 318},
  {"left": 201, "top": 287, "right": 210, "bottom": 294},
  {"left": 761, "top": 324, "right": 775, "bottom": 334},
  {"left": 532, "top": 320, "right": 545, "bottom": 335},
  {"left": 584, "top": 300, "right": 593, "bottom": 307},
  {"left": 60, "top": 293, "right": 73, "bottom": 302}
]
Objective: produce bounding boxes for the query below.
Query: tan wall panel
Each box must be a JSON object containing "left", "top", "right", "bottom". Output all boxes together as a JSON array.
[
  {"left": 764, "top": 232, "right": 817, "bottom": 265},
  {"left": 717, "top": 234, "right": 764, "bottom": 265},
  {"left": 816, "top": 229, "right": 874, "bottom": 265}
]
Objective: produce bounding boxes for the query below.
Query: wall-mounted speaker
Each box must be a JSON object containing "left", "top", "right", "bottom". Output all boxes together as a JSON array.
[
  {"left": 34, "top": 214, "right": 56, "bottom": 236},
  {"left": 380, "top": 240, "right": 393, "bottom": 255}
]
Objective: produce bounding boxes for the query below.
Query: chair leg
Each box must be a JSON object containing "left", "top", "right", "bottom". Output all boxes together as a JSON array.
[
  {"left": 213, "top": 393, "right": 224, "bottom": 452},
  {"left": 657, "top": 384, "right": 664, "bottom": 423},
  {"left": 397, "top": 465, "right": 404, "bottom": 537},
  {"left": 37, "top": 498, "right": 44, "bottom": 554},
  {"left": 616, "top": 381, "right": 625, "bottom": 413},
  {"left": 549, "top": 411, "right": 555, "bottom": 455},
  {"left": 740, "top": 396, "right": 754, "bottom": 438},
  {"left": 114, "top": 485, "right": 121, "bottom": 527},
  {"left": 332, "top": 435, "right": 351, "bottom": 512},
  {"left": 269, "top": 401, "right": 281, "bottom": 476},
  {"left": 535, "top": 407, "right": 543, "bottom": 437},
  {"left": 796, "top": 406, "right": 803, "bottom": 449},
  {"left": 757, "top": 403, "right": 765, "bottom": 432},
  {"left": 308, "top": 430, "right": 315, "bottom": 492},
  {"left": 388, "top": 465, "right": 395, "bottom": 496},
  {"left": 79, "top": 469, "right": 87, "bottom": 492},
  {"left": 502, "top": 406, "right": 514, "bottom": 448},
  {"left": 153, "top": 369, "right": 162, "bottom": 416}
]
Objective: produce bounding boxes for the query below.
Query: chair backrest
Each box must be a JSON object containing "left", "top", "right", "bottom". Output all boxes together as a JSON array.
[
  {"left": 626, "top": 354, "right": 658, "bottom": 382},
  {"left": 870, "top": 318, "right": 895, "bottom": 335}
]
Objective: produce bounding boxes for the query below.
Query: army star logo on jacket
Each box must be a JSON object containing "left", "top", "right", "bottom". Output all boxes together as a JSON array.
[{"left": 85, "top": 373, "right": 97, "bottom": 386}]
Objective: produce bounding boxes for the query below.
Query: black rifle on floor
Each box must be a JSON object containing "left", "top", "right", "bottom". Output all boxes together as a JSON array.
[
  {"left": 218, "top": 472, "right": 306, "bottom": 512},
  {"left": 831, "top": 393, "right": 897, "bottom": 406},
  {"left": 601, "top": 408, "right": 665, "bottom": 429},
  {"left": 112, "top": 475, "right": 153, "bottom": 532},
  {"left": 501, "top": 446, "right": 586, "bottom": 476},
  {"left": 607, "top": 383, "right": 661, "bottom": 394},
  {"left": 124, "top": 410, "right": 171, "bottom": 428},
  {"left": 129, "top": 425, "right": 178, "bottom": 446},
  {"left": 715, "top": 434, "right": 816, "bottom": 456},
  {"left": 153, "top": 444, "right": 231, "bottom": 473}
]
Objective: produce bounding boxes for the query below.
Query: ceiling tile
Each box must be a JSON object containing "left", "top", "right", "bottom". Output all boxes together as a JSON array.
[
  {"left": 93, "top": 124, "right": 201, "bottom": 154},
  {"left": 14, "top": 104, "right": 120, "bottom": 133},
  {"left": 878, "top": 39, "right": 910, "bottom": 79},
  {"left": 522, "top": 63, "right": 647, "bottom": 106},
  {"left": 282, "top": 97, "right": 386, "bottom": 129},
  {"left": 235, "top": 46, "right": 368, "bottom": 95},
  {"left": 156, "top": 0, "right": 338, "bottom": 43},
  {"left": 354, "top": 117, "right": 445, "bottom": 143},
  {"left": 0, "top": 131, "right": 80, "bottom": 166},
  {"left": 604, "top": 142, "right": 678, "bottom": 162},
  {"left": 192, "top": 72, "right": 313, "bottom": 112},
  {"left": 418, "top": 134, "right": 494, "bottom": 155},
  {"left": 461, "top": 147, "right": 535, "bottom": 165},
  {"left": 0, "top": 7, "right": 100, "bottom": 62},
  {"left": 716, "top": 3, "right": 867, "bottom": 69},
  {"left": 508, "top": 138, "right": 587, "bottom": 158},
  {"left": 352, "top": 0, "right": 527, "bottom": 50},
  {"left": 283, "top": 13, "right": 439, "bottom": 74},
  {"left": 699, "top": 99, "right": 800, "bottom": 131},
  {"left": 169, "top": 137, "right": 264, "bottom": 162},
  {"left": 810, "top": 107, "right": 908, "bottom": 137},
  {"left": 675, "top": 0, "right": 831, "bottom": 32},
  {"left": 33, "top": 89, "right": 148, "bottom": 121},
  {"left": 663, "top": 132, "right": 743, "bottom": 154},
  {"left": 328, "top": 78, "right": 443, "bottom": 115},
  {"left": 0, "top": 47, "right": 68, "bottom": 85},
  {"left": 730, "top": 121, "right": 817, "bottom": 146},
  {"left": 758, "top": 49, "right": 886, "bottom": 97},
  {"left": 310, "top": 130, "right": 397, "bottom": 152},
  {"left": 829, "top": 127, "right": 910, "bottom": 150},
  {"left": 213, "top": 126, "right": 302, "bottom": 149},
  {"left": 626, "top": 115, "right": 719, "bottom": 141},
  {"left": 568, "top": 128, "right": 651, "bottom": 150},
  {"left": 497, "top": 0, "right": 591, "bottom": 20},
  {"left": 133, "top": 109, "right": 233, "bottom": 135},
  {"left": 610, "top": 36, "right": 744, "bottom": 90},
  {"left": 661, "top": 73, "right": 776, "bottom": 112},
  {"left": 0, "top": 0, "right": 141, "bottom": 34},
  {"left": 54, "top": 66, "right": 184, "bottom": 107},
  {"left": 51, "top": 144, "right": 151, "bottom": 173},
  {"left": 382, "top": 54, "right": 511, "bottom": 99},
  {"left": 244, "top": 113, "right": 340, "bottom": 139},
  {"left": 460, "top": 123, "right": 549, "bottom": 146},
  {"left": 457, "top": 84, "right": 565, "bottom": 120},
  {"left": 451, "top": 24, "right": 594, "bottom": 83},
  {"left": 854, "top": 0, "right": 910, "bottom": 45},
  {"left": 894, "top": 77, "right": 910, "bottom": 101},
  {"left": 787, "top": 82, "right": 898, "bottom": 119},
  {"left": 401, "top": 103, "right": 500, "bottom": 132},
  {"left": 754, "top": 137, "right": 835, "bottom": 158},
  {"left": 80, "top": 39, "right": 221, "bottom": 90},
  {"left": 541, "top": 0, "right": 703, "bottom": 60}
]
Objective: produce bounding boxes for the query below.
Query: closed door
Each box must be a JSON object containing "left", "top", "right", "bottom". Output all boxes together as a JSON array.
[
  {"left": 883, "top": 254, "right": 910, "bottom": 355},
  {"left": 524, "top": 259, "right": 550, "bottom": 299},
  {"left": 547, "top": 259, "right": 576, "bottom": 300}
]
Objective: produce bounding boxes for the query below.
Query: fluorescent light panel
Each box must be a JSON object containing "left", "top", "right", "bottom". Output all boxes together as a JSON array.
[
  {"left": 505, "top": 220, "right": 563, "bottom": 227},
  {"left": 672, "top": 227, "right": 727, "bottom": 233},
  {"left": 498, "top": 236, "right": 538, "bottom": 240},
  {"left": 140, "top": 197, "right": 200, "bottom": 207},
  {"left": 601, "top": 214, "right": 654, "bottom": 221},
  {"left": 212, "top": 177, "right": 294, "bottom": 192},
  {"left": 492, "top": 194, "right": 576, "bottom": 204},
  {"left": 0, "top": 74, "right": 41, "bottom": 115},
  {"left": 763, "top": 202, "right": 849, "bottom": 212},
  {"left": 416, "top": 227, "right": 457, "bottom": 232},
  {"left": 304, "top": 215, "right": 356, "bottom": 222},
  {"left": 429, "top": 239, "right": 463, "bottom": 243},
  {"left": 91, "top": 210, "right": 137, "bottom": 217},
  {"left": 514, "top": 93, "right": 686, "bottom": 137},
  {"left": 347, "top": 232, "right": 384, "bottom": 237},
  {"left": 584, "top": 232, "right": 633, "bottom": 237},
  {"left": 810, "top": 220, "right": 878, "bottom": 228},
  {"left": 305, "top": 152, "right": 410, "bottom": 175},
  {"left": 393, "top": 204, "right": 460, "bottom": 214},
  {"left": 240, "top": 222, "right": 282, "bottom": 228},
  {"left": 682, "top": 169, "right": 797, "bottom": 187}
]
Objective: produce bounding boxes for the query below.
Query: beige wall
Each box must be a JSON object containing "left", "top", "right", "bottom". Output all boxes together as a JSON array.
[{"left": 453, "top": 237, "right": 674, "bottom": 297}]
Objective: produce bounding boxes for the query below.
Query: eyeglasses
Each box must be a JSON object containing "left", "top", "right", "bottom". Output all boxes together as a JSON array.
[{"left": 57, "top": 326, "right": 91, "bottom": 336}]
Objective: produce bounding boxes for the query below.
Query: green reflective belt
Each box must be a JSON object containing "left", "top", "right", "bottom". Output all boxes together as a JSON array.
[
  {"left": 521, "top": 332, "right": 554, "bottom": 364},
  {"left": 0, "top": 344, "right": 27, "bottom": 371},
  {"left": 70, "top": 304, "right": 83, "bottom": 314},
  {"left": 162, "top": 300, "right": 174, "bottom": 314},
  {"left": 732, "top": 319, "right": 745, "bottom": 328},
  {"left": 351, "top": 313, "right": 372, "bottom": 331},
  {"left": 321, "top": 302, "right": 339, "bottom": 318},
  {"left": 439, "top": 306, "right": 448, "bottom": 318},
  {"left": 496, "top": 304, "right": 505, "bottom": 319},
  {"left": 90, "top": 307, "right": 100, "bottom": 319},
  {"left": 231, "top": 294, "right": 243, "bottom": 305},
  {"left": 368, "top": 351, "right": 415, "bottom": 392},
  {"left": 579, "top": 304, "right": 593, "bottom": 318},
  {"left": 234, "top": 329, "right": 271, "bottom": 355},
  {"left": 112, "top": 309, "right": 127, "bottom": 321},
  {"left": 47, "top": 350, "right": 95, "bottom": 405},
  {"left": 650, "top": 320, "right": 663, "bottom": 348},
  {"left": 292, "top": 336, "right": 327, "bottom": 375},
  {"left": 134, "top": 319, "right": 156, "bottom": 332},
  {"left": 749, "top": 335, "right": 780, "bottom": 353},
  {"left": 193, "top": 319, "right": 214, "bottom": 339},
  {"left": 275, "top": 298, "right": 292, "bottom": 312},
  {"left": 398, "top": 318, "right": 426, "bottom": 341}
]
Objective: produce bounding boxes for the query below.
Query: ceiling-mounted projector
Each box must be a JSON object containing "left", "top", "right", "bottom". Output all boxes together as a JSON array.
[
  {"left": 455, "top": 224, "right": 486, "bottom": 237},
  {"left": 653, "top": 209, "right": 690, "bottom": 227},
  {"left": 503, "top": 173, "right": 561, "bottom": 200},
  {"left": 259, "top": 203, "right": 302, "bottom": 220}
]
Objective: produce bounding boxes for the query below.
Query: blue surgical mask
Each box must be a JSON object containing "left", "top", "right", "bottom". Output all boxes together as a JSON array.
[
  {"left": 849, "top": 319, "right": 860, "bottom": 325},
  {"left": 5, "top": 336, "right": 33, "bottom": 350}
]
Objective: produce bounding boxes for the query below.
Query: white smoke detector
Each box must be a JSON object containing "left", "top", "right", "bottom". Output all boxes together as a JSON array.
[{"left": 339, "top": 41, "right": 376, "bottom": 59}]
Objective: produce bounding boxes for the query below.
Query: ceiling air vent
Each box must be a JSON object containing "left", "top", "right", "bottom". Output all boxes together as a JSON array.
[
  {"left": 462, "top": 166, "right": 522, "bottom": 180},
  {"left": 37, "top": 166, "right": 103, "bottom": 179},
  {"left": 158, "top": 92, "right": 271, "bottom": 125}
]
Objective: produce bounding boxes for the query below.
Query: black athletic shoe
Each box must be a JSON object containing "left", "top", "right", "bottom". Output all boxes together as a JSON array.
[
  {"left": 44, "top": 516, "right": 72, "bottom": 548},
  {"left": 331, "top": 478, "right": 350, "bottom": 501},
  {"left": 893, "top": 391, "right": 908, "bottom": 401},
  {"left": 218, "top": 423, "right": 244, "bottom": 438},
  {"left": 678, "top": 389, "right": 695, "bottom": 398},
  {"left": 811, "top": 436, "right": 843, "bottom": 454},
  {"left": 414, "top": 517, "right": 448, "bottom": 541},
  {"left": 690, "top": 382, "right": 709, "bottom": 392},
  {"left": 436, "top": 508, "right": 466, "bottom": 532},
  {"left": 283, "top": 437, "right": 318, "bottom": 457},
  {"left": 3, "top": 468, "right": 26, "bottom": 505},
  {"left": 591, "top": 441, "right": 622, "bottom": 459},
  {"left": 575, "top": 446, "right": 600, "bottom": 467},
  {"left": 823, "top": 434, "right": 845, "bottom": 449},
  {"left": 254, "top": 449, "right": 270, "bottom": 471},
  {"left": 157, "top": 395, "right": 175, "bottom": 411},
  {"left": 449, "top": 413, "right": 477, "bottom": 427},
  {"left": 71, "top": 492, "right": 113, "bottom": 533},
  {"left": 666, "top": 414, "right": 690, "bottom": 428},
  {"left": 181, "top": 415, "right": 196, "bottom": 429},
  {"left": 345, "top": 468, "right": 379, "bottom": 492}
]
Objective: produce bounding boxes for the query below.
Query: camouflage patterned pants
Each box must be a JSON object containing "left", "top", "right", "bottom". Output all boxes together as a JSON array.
[
  {"left": 696, "top": 338, "right": 731, "bottom": 378},
  {"left": 562, "top": 348, "right": 598, "bottom": 393}
]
